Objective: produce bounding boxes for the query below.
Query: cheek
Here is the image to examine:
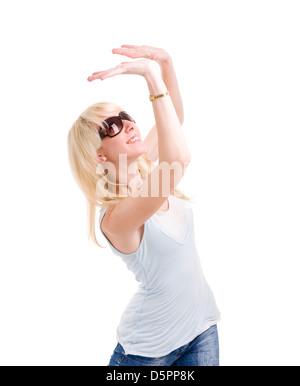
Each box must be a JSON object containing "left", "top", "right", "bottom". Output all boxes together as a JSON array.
[
  {"left": 104, "top": 139, "right": 127, "bottom": 160},
  {"left": 103, "top": 132, "right": 146, "bottom": 160}
]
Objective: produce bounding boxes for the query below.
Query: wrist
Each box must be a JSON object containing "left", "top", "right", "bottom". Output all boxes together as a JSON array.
[
  {"left": 143, "top": 61, "right": 161, "bottom": 79},
  {"left": 144, "top": 63, "right": 161, "bottom": 82},
  {"left": 159, "top": 54, "right": 173, "bottom": 69},
  {"left": 145, "top": 70, "right": 167, "bottom": 96}
]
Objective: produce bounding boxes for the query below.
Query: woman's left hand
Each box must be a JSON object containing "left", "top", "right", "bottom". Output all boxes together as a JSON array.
[{"left": 112, "top": 45, "right": 171, "bottom": 66}]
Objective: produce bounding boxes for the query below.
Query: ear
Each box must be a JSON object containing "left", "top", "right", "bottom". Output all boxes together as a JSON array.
[{"left": 97, "top": 154, "right": 107, "bottom": 163}]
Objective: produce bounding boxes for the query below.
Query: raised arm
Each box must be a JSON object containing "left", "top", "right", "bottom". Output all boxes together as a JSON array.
[
  {"left": 112, "top": 45, "right": 184, "bottom": 162},
  {"left": 87, "top": 58, "right": 191, "bottom": 234}
]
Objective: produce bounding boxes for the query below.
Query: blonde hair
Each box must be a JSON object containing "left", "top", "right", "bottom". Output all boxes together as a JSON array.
[{"left": 67, "top": 102, "right": 194, "bottom": 248}]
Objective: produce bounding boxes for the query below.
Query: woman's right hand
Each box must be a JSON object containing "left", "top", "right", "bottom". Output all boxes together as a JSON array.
[{"left": 87, "top": 59, "right": 160, "bottom": 82}]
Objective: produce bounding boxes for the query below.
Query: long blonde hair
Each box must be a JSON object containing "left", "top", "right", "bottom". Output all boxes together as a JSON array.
[{"left": 67, "top": 102, "right": 194, "bottom": 248}]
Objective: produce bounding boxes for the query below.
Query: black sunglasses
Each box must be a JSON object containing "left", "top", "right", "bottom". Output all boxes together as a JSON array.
[{"left": 98, "top": 111, "right": 136, "bottom": 139}]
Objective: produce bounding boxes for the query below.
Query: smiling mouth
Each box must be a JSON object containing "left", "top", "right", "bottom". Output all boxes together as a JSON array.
[{"left": 127, "top": 136, "right": 142, "bottom": 144}]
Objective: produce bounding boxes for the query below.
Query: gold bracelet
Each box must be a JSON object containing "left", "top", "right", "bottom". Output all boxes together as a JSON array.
[{"left": 149, "top": 91, "right": 169, "bottom": 102}]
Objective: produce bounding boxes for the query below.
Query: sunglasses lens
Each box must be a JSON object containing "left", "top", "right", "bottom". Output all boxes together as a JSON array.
[
  {"left": 99, "top": 112, "right": 135, "bottom": 138},
  {"left": 103, "top": 117, "right": 122, "bottom": 137},
  {"left": 120, "top": 112, "right": 135, "bottom": 122}
]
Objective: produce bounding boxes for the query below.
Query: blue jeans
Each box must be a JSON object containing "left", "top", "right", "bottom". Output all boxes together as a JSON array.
[{"left": 108, "top": 324, "right": 219, "bottom": 366}]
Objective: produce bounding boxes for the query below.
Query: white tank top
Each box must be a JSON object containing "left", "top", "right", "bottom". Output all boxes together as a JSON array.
[
  {"left": 98, "top": 195, "right": 221, "bottom": 357},
  {"left": 153, "top": 195, "right": 191, "bottom": 243}
]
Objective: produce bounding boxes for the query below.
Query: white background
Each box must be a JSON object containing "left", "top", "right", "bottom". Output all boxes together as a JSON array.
[{"left": 0, "top": 0, "right": 299, "bottom": 366}]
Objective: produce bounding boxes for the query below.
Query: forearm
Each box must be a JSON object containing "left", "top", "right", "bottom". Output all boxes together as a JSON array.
[
  {"left": 145, "top": 70, "right": 190, "bottom": 164},
  {"left": 160, "top": 57, "right": 184, "bottom": 124}
]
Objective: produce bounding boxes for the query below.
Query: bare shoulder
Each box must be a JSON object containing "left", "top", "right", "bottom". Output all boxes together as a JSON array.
[
  {"left": 101, "top": 207, "right": 145, "bottom": 255},
  {"left": 103, "top": 158, "right": 189, "bottom": 235}
]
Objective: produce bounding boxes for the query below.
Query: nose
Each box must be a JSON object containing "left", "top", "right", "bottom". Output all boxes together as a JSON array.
[{"left": 124, "top": 122, "right": 134, "bottom": 133}]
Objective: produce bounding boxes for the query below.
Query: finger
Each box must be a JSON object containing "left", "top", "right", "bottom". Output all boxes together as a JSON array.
[
  {"left": 92, "top": 71, "right": 105, "bottom": 75},
  {"left": 87, "top": 68, "right": 114, "bottom": 81},
  {"left": 121, "top": 44, "right": 139, "bottom": 49},
  {"left": 112, "top": 48, "right": 140, "bottom": 59},
  {"left": 87, "top": 69, "right": 113, "bottom": 81},
  {"left": 95, "top": 66, "right": 119, "bottom": 75},
  {"left": 87, "top": 74, "right": 101, "bottom": 81},
  {"left": 87, "top": 63, "right": 127, "bottom": 81},
  {"left": 112, "top": 47, "right": 134, "bottom": 54},
  {"left": 100, "top": 66, "right": 124, "bottom": 80}
]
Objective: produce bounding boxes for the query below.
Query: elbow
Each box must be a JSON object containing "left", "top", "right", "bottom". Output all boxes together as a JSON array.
[
  {"left": 177, "top": 148, "right": 191, "bottom": 166},
  {"left": 179, "top": 155, "right": 191, "bottom": 168},
  {"left": 183, "top": 156, "right": 191, "bottom": 166},
  {"left": 179, "top": 114, "right": 184, "bottom": 126},
  {"left": 182, "top": 148, "right": 191, "bottom": 165}
]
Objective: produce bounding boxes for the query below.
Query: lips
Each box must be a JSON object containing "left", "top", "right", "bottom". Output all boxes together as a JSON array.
[{"left": 126, "top": 135, "right": 141, "bottom": 144}]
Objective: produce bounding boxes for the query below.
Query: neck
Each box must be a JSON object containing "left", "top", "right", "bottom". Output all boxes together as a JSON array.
[{"left": 107, "top": 160, "right": 142, "bottom": 197}]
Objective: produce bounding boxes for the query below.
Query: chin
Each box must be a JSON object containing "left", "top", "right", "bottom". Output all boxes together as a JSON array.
[{"left": 128, "top": 142, "right": 148, "bottom": 158}]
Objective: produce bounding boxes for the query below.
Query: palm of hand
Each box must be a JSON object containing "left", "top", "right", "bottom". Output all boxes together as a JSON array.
[
  {"left": 112, "top": 45, "right": 170, "bottom": 64},
  {"left": 87, "top": 44, "right": 169, "bottom": 82},
  {"left": 87, "top": 59, "right": 160, "bottom": 82}
]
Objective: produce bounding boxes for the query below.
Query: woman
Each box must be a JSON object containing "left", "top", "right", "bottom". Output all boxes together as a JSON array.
[{"left": 67, "top": 45, "right": 221, "bottom": 366}]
